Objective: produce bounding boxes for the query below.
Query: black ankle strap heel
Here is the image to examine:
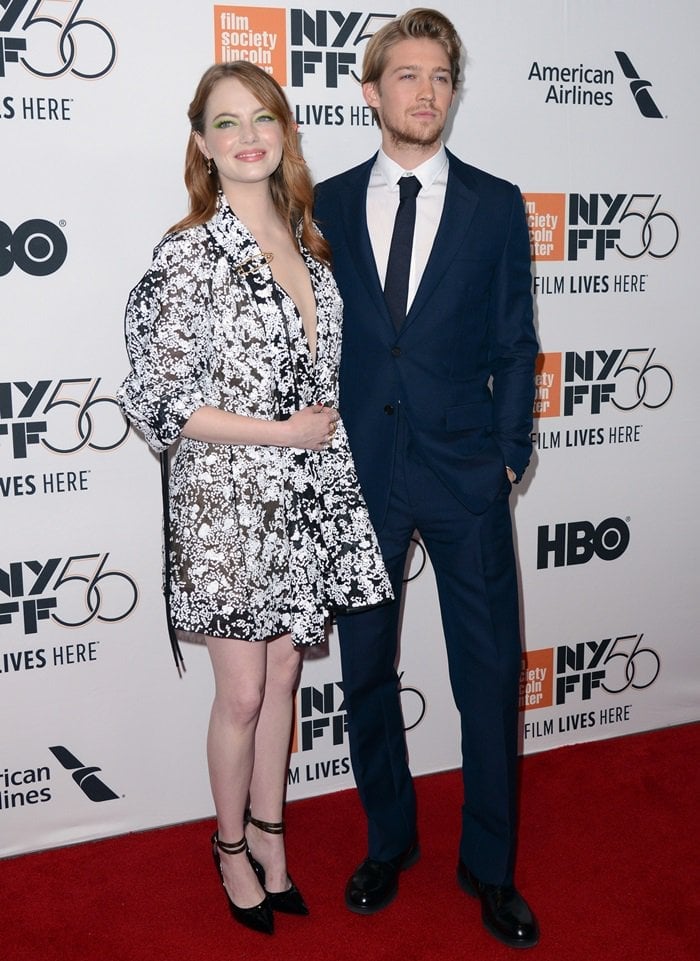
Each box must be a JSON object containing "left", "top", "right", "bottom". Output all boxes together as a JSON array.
[
  {"left": 245, "top": 815, "right": 309, "bottom": 916},
  {"left": 211, "top": 832, "right": 274, "bottom": 934}
]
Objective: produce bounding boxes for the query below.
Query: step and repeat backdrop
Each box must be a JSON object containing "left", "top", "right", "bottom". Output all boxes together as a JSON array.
[{"left": 1, "top": 1, "right": 698, "bottom": 857}]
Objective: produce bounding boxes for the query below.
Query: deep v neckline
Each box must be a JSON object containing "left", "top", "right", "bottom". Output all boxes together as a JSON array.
[
  {"left": 272, "top": 264, "right": 319, "bottom": 366},
  {"left": 206, "top": 198, "right": 320, "bottom": 365}
]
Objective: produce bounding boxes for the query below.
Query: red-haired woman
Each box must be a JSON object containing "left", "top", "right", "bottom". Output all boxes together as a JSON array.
[{"left": 118, "top": 62, "right": 392, "bottom": 936}]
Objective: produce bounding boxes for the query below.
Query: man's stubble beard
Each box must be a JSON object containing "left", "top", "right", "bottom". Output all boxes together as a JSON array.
[{"left": 382, "top": 116, "right": 444, "bottom": 153}]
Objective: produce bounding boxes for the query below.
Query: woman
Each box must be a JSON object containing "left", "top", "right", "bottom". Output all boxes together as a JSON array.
[{"left": 117, "top": 62, "right": 392, "bottom": 936}]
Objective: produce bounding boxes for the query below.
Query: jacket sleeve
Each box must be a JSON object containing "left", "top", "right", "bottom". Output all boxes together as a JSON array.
[
  {"left": 489, "top": 184, "right": 538, "bottom": 480},
  {"left": 116, "top": 234, "right": 212, "bottom": 453}
]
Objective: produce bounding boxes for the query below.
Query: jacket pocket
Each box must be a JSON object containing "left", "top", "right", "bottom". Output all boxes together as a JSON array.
[{"left": 445, "top": 401, "right": 493, "bottom": 432}]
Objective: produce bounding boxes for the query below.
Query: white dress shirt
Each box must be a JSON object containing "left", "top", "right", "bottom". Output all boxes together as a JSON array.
[{"left": 366, "top": 145, "right": 448, "bottom": 311}]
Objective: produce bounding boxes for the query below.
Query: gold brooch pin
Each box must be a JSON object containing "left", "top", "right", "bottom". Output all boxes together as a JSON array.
[{"left": 235, "top": 252, "right": 274, "bottom": 274}]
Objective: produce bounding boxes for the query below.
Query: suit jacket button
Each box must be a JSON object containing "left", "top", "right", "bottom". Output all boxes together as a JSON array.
[
  {"left": 391, "top": 346, "right": 401, "bottom": 357},
  {"left": 383, "top": 404, "right": 395, "bottom": 415}
]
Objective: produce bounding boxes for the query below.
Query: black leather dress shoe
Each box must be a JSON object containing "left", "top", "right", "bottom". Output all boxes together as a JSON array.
[
  {"left": 457, "top": 860, "right": 539, "bottom": 948},
  {"left": 345, "top": 842, "right": 420, "bottom": 914}
]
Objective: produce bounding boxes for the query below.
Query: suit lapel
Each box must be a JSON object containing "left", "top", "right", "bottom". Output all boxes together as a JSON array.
[
  {"left": 336, "top": 157, "right": 396, "bottom": 335},
  {"left": 402, "top": 153, "right": 479, "bottom": 335}
]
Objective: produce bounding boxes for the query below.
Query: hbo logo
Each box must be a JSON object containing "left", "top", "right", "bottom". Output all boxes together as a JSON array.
[
  {"left": 0, "top": 219, "right": 68, "bottom": 276},
  {"left": 537, "top": 516, "right": 630, "bottom": 569}
]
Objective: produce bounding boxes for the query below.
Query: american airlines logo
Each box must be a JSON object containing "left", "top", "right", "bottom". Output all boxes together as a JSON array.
[
  {"left": 614, "top": 52, "right": 663, "bottom": 118},
  {"left": 49, "top": 745, "right": 119, "bottom": 802}
]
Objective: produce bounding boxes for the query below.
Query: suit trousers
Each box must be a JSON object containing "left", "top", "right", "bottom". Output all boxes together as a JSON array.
[{"left": 337, "top": 413, "right": 522, "bottom": 885}]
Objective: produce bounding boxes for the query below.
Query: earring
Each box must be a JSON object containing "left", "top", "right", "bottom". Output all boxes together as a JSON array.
[{"left": 207, "top": 157, "right": 213, "bottom": 175}]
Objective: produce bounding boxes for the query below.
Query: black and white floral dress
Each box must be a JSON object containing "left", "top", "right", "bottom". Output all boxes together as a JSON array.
[{"left": 118, "top": 197, "right": 392, "bottom": 647}]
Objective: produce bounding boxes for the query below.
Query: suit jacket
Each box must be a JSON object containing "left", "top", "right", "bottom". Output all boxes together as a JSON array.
[{"left": 314, "top": 149, "right": 538, "bottom": 524}]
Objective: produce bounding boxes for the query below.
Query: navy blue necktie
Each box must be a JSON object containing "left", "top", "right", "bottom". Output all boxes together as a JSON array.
[{"left": 384, "top": 175, "right": 422, "bottom": 330}]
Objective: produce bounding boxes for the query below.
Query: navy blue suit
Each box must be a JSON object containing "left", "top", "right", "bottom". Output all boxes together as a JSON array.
[{"left": 315, "top": 150, "right": 537, "bottom": 885}]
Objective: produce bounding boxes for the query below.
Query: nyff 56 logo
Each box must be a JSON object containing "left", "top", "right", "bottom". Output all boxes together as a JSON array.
[
  {"left": 555, "top": 633, "right": 659, "bottom": 704},
  {"left": 0, "top": 0, "right": 116, "bottom": 79},
  {"left": 292, "top": 681, "right": 346, "bottom": 752},
  {"left": 0, "top": 378, "right": 128, "bottom": 459},
  {"left": 291, "top": 673, "right": 425, "bottom": 753},
  {"left": 533, "top": 348, "right": 673, "bottom": 418},
  {"left": 522, "top": 633, "right": 660, "bottom": 708},
  {"left": 0, "top": 553, "right": 137, "bottom": 635},
  {"left": 288, "top": 9, "right": 394, "bottom": 87},
  {"left": 524, "top": 193, "right": 678, "bottom": 262}
]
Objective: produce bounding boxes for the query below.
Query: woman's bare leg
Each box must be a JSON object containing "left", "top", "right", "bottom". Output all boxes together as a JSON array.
[
  {"left": 205, "top": 634, "right": 268, "bottom": 908},
  {"left": 247, "top": 634, "right": 302, "bottom": 892}
]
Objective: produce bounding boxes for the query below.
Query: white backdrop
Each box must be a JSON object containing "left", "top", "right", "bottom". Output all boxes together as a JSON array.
[{"left": 1, "top": 0, "right": 698, "bottom": 857}]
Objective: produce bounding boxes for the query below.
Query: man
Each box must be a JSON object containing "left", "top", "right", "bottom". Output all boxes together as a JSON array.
[{"left": 314, "top": 8, "right": 539, "bottom": 950}]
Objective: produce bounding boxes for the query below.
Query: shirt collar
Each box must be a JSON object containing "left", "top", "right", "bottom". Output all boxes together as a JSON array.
[{"left": 375, "top": 144, "right": 448, "bottom": 191}]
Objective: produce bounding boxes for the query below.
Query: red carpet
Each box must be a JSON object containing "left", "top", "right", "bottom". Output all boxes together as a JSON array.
[{"left": 4, "top": 723, "right": 698, "bottom": 961}]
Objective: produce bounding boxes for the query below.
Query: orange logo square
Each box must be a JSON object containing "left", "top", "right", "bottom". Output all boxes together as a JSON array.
[
  {"left": 520, "top": 648, "right": 554, "bottom": 711},
  {"left": 214, "top": 6, "right": 287, "bottom": 85},
  {"left": 533, "top": 352, "right": 561, "bottom": 418},
  {"left": 523, "top": 193, "right": 566, "bottom": 261}
]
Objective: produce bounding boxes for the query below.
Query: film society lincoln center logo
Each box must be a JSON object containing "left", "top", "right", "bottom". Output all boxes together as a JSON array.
[{"left": 214, "top": 5, "right": 287, "bottom": 81}]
